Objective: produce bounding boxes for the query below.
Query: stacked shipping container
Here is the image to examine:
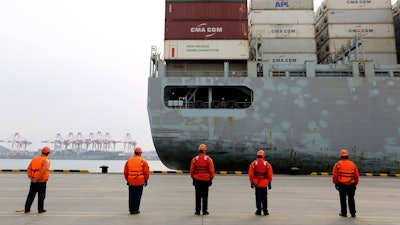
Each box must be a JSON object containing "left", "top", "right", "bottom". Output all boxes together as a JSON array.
[
  {"left": 248, "top": 0, "right": 317, "bottom": 64},
  {"left": 315, "top": 0, "right": 397, "bottom": 64},
  {"left": 164, "top": 0, "right": 248, "bottom": 60}
]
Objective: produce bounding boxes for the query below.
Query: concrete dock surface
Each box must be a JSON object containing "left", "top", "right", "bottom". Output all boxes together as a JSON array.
[{"left": 0, "top": 173, "right": 399, "bottom": 225}]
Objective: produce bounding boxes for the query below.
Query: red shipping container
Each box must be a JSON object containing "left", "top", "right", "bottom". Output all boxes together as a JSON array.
[
  {"left": 165, "top": 20, "right": 248, "bottom": 40},
  {"left": 165, "top": 2, "right": 248, "bottom": 21}
]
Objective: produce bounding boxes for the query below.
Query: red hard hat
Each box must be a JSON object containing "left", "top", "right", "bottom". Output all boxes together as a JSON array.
[
  {"left": 42, "top": 146, "right": 51, "bottom": 154},
  {"left": 340, "top": 149, "right": 349, "bottom": 157},
  {"left": 257, "top": 150, "right": 265, "bottom": 157},
  {"left": 134, "top": 147, "right": 142, "bottom": 153},
  {"left": 198, "top": 144, "right": 207, "bottom": 151}
]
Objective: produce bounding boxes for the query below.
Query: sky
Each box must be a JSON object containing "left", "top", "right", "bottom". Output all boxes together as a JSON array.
[{"left": 0, "top": 0, "right": 397, "bottom": 152}]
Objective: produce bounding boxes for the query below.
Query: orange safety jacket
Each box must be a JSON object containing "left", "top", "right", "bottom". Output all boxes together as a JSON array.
[
  {"left": 248, "top": 158, "right": 273, "bottom": 188},
  {"left": 190, "top": 154, "right": 215, "bottom": 181},
  {"left": 124, "top": 156, "right": 150, "bottom": 186},
  {"left": 332, "top": 159, "right": 359, "bottom": 185},
  {"left": 27, "top": 155, "right": 50, "bottom": 182}
]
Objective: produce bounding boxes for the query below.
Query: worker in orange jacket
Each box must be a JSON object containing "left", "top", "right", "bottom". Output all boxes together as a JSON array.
[
  {"left": 190, "top": 144, "right": 215, "bottom": 216},
  {"left": 248, "top": 150, "right": 273, "bottom": 216},
  {"left": 124, "top": 147, "right": 150, "bottom": 215},
  {"left": 332, "top": 149, "right": 359, "bottom": 218},
  {"left": 24, "top": 146, "right": 51, "bottom": 213}
]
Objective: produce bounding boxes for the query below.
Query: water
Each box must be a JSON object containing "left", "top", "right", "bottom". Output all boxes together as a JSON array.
[{"left": 0, "top": 159, "right": 173, "bottom": 173}]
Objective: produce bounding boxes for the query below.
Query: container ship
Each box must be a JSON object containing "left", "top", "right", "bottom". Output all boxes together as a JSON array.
[{"left": 147, "top": 0, "right": 400, "bottom": 174}]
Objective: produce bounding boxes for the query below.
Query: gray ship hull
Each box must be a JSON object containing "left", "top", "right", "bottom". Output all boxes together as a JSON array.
[{"left": 147, "top": 61, "right": 400, "bottom": 174}]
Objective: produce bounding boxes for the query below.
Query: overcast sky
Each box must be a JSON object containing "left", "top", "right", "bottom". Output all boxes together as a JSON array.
[{"left": 0, "top": 0, "right": 396, "bottom": 152}]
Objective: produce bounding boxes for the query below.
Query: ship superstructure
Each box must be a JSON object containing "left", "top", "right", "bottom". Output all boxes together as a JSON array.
[{"left": 148, "top": 0, "right": 400, "bottom": 174}]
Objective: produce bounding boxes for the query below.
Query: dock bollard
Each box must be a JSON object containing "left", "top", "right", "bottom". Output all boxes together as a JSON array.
[{"left": 100, "top": 165, "right": 109, "bottom": 173}]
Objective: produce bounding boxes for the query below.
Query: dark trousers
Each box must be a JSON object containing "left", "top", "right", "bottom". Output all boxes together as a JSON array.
[
  {"left": 255, "top": 187, "right": 268, "bottom": 212},
  {"left": 194, "top": 180, "right": 210, "bottom": 213},
  {"left": 25, "top": 182, "right": 47, "bottom": 212},
  {"left": 338, "top": 183, "right": 356, "bottom": 215},
  {"left": 128, "top": 185, "right": 143, "bottom": 213}
]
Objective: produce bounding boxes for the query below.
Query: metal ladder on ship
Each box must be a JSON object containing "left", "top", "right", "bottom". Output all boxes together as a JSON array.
[{"left": 324, "top": 33, "right": 365, "bottom": 64}]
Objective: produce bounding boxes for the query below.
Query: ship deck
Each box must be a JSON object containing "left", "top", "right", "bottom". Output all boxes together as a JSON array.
[{"left": 1, "top": 173, "right": 399, "bottom": 225}]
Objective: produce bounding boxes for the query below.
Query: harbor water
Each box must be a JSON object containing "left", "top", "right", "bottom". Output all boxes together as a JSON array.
[{"left": 0, "top": 159, "right": 172, "bottom": 173}]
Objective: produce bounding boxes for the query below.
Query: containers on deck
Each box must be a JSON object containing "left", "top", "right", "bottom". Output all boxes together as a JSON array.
[
  {"left": 164, "top": 0, "right": 248, "bottom": 61},
  {"left": 315, "top": 0, "right": 397, "bottom": 64}
]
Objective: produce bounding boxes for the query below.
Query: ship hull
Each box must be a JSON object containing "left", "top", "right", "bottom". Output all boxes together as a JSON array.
[{"left": 148, "top": 76, "right": 400, "bottom": 174}]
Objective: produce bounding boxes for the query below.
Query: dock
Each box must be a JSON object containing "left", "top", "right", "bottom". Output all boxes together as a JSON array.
[{"left": 0, "top": 173, "right": 399, "bottom": 225}]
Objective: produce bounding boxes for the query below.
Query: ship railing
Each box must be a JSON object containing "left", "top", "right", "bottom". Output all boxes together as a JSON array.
[
  {"left": 165, "top": 71, "right": 248, "bottom": 78},
  {"left": 165, "top": 100, "right": 251, "bottom": 109},
  {"left": 315, "top": 72, "right": 353, "bottom": 77},
  {"left": 270, "top": 70, "right": 353, "bottom": 77},
  {"left": 373, "top": 64, "right": 400, "bottom": 77}
]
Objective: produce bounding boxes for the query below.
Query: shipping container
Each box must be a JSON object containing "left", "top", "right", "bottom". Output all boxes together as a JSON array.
[
  {"left": 320, "top": 0, "right": 391, "bottom": 11},
  {"left": 318, "top": 38, "right": 396, "bottom": 57},
  {"left": 250, "top": 0, "right": 313, "bottom": 10},
  {"left": 165, "top": 21, "right": 248, "bottom": 40},
  {"left": 165, "top": 1, "right": 247, "bottom": 21},
  {"left": 253, "top": 38, "right": 316, "bottom": 53},
  {"left": 249, "top": 10, "right": 314, "bottom": 25},
  {"left": 316, "top": 24, "right": 395, "bottom": 45},
  {"left": 363, "top": 53, "right": 398, "bottom": 64},
  {"left": 315, "top": 9, "right": 393, "bottom": 27},
  {"left": 166, "top": 0, "right": 246, "bottom": 2},
  {"left": 164, "top": 40, "right": 249, "bottom": 60},
  {"left": 250, "top": 24, "right": 315, "bottom": 39},
  {"left": 319, "top": 53, "right": 397, "bottom": 64},
  {"left": 315, "top": 0, "right": 391, "bottom": 21},
  {"left": 262, "top": 53, "right": 317, "bottom": 64}
]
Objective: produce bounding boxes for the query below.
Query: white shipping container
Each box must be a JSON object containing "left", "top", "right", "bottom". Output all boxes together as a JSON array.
[
  {"left": 316, "top": 9, "right": 393, "bottom": 26},
  {"left": 315, "top": 0, "right": 391, "bottom": 21},
  {"left": 250, "top": 24, "right": 315, "bottom": 39},
  {"left": 319, "top": 53, "right": 397, "bottom": 64},
  {"left": 262, "top": 53, "right": 317, "bottom": 64},
  {"left": 250, "top": 0, "right": 313, "bottom": 10},
  {"left": 319, "top": 38, "right": 396, "bottom": 54},
  {"left": 255, "top": 39, "right": 316, "bottom": 53},
  {"left": 249, "top": 10, "right": 314, "bottom": 25},
  {"left": 316, "top": 24, "right": 395, "bottom": 43},
  {"left": 322, "top": 0, "right": 390, "bottom": 10},
  {"left": 363, "top": 53, "right": 397, "bottom": 64},
  {"left": 164, "top": 40, "right": 249, "bottom": 60}
]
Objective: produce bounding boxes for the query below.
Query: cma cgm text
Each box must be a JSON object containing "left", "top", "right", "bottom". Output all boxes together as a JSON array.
[
  {"left": 273, "top": 58, "right": 297, "bottom": 63},
  {"left": 191, "top": 27, "right": 223, "bottom": 33}
]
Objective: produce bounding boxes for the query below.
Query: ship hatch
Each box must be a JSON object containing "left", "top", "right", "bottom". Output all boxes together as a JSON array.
[{"left": 164, "top": 86, "right": 252, "bottom": 109}]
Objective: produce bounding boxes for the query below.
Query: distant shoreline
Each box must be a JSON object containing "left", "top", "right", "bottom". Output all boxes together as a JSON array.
[{"left": 0, "top": 149, "right": 160, "bottom": 161}]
